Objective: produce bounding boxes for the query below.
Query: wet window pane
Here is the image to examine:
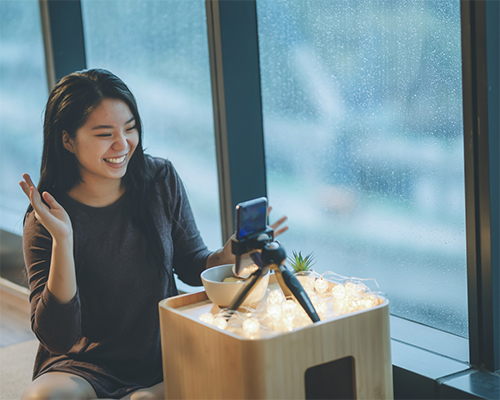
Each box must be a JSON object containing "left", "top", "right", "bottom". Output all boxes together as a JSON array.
[
  {"left": 81, "top": 0, "right": 221, "bottom": 250},
  {"left": 0, "top": 0, "right": 47, "bottom": 235},
  {"left": 257, "top": 0, "right": 467, "bottom": 337}
]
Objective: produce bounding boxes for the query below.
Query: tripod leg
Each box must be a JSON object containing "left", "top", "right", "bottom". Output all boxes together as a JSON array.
[
  {"left": 227, "top": 268, "right": 265, "bottom": 311},
  {"left": 279, "top": 266, "right": 320, "bottom": 323},
  {"left": 270, "top": 265, "right": 294, "bottom": 299}
]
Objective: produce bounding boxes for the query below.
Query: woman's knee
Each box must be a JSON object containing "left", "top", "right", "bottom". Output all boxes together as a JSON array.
[
  {"left": 21, "top": 372, "right": 97, "bottom": 400},
  {"left": 121, "top": 382, "right": 164, "bottom": 400}
]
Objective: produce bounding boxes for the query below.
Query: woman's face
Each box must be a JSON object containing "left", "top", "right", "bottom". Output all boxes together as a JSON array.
[{"left": 63, "top": 98, "right": 139, "bottom": 186}]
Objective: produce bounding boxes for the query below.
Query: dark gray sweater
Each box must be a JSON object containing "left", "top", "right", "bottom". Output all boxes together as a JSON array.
[{"left": 23, "top": 156, "right": 211, "bottom": 398}]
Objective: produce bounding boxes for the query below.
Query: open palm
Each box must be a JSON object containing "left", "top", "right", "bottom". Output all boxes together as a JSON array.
[{"left": 19, "top": 173, "right": 73, "bottom": 240}]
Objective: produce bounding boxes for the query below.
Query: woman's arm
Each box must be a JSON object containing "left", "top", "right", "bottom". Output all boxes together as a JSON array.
[
  {"left": 22, "top": 174, "right": 82, "bottom": 353},
  {"left": 20, "top": 173, "right": 77, "bottom": 303}
]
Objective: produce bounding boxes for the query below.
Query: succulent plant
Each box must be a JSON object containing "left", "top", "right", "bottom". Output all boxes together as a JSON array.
[{"left": 288, "top": 251, "right": 316, "bottom": 272}]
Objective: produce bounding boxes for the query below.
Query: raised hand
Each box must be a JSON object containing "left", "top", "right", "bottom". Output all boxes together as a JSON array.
[
  {"left": 267, "top": 206, "right": 288, "bottom": 238},
  {"left": 19, "top": 173, "right": 73, "bottom": 241}
]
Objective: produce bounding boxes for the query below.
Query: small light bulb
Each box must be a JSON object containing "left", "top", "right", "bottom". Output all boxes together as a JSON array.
[
  {"left": 344, "top": 281, "right": 358, "bottom": 295},
  {"left": 345, "top": 295, "right": 361, "bottom": 312},
  {"left": 267, "top": 304, "right": 282, "bottom": 320},
  {"left": 242, "top": 317, "right": 260, "bottom": 337},
  {"left": 213, "top": 316, "right": 228, "bottom": 330},
  {"left": 295, "top": 305, "right": 310, "bottom": 323},
  {"left": 315, "top": 278, "right": 329, "bottom": 294},
  {"left": 279, "top": 319, "right": 295, "bottom": 332},
  {"left": 268, "top": 319, "right": 282, "bottom": 332},
  {"left": 311, "top": 298, "right": 327, "bottom": 319},
  {"left": 333, "top": 298, "right": 347, "bottom": 315},
  {"left": 361, "top": 294, "right": 378, "bottom": 309},
  {"left": 331, "top": 284, "right": 346, "bottom": 299},
  {"left": 199, "top": 313, "right": 214, "bottom": 325},
  {"left": 267, "top": 289, "right": 285, "bottom": 305},
  {"left": 281, "top": 300, "right": 298, "bottom": 323}
]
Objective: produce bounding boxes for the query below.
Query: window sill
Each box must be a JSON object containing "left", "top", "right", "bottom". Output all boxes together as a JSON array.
[
  {"left": 390, "top": 315, "right": 469, "bottom": 363},
  {"left": 391, "top": 316, "right": 500, "bottom": 399}
]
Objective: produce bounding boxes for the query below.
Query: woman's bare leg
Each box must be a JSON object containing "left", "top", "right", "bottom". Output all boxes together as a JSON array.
[
  {"left": 120, "top": 382, "right": 164, "bottom": 400},
  {"left": 21, "top": 371, "right": 98, "bottom": 400}
]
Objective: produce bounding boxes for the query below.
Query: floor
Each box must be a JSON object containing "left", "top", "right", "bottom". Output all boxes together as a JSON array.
[{"left": 0, "top": 280, "right": 37, "bottom": 400}]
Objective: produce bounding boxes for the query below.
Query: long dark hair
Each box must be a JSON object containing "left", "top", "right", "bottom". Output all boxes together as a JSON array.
[{"left": 27, "top": 68, "right": 164, "bottom": 268}]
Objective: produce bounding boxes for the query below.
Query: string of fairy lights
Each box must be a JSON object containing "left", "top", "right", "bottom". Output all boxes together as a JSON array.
[{"left": 199, "top": 271, "right": 386, "bottom": 339}]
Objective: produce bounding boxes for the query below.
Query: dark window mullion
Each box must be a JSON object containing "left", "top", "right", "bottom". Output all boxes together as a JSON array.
[
  {"left": 484, "top": 0, "right": 500, "bottom": 373},
  {"left": 39, "top": 0, "right": 86, "bottom": 90},
  {"left": 461, "top": 0, "right": 497, "bottom": 372},
  {"left": 206, "top": 0, "right": 266, "bottom": 242},
  {"left": 480, "top": 1, "right": 500, "bottom": 371}
]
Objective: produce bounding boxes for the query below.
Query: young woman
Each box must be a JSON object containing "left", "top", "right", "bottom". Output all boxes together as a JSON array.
[{"left": 19, "top": 69, "right": 287, "bottom": 400}]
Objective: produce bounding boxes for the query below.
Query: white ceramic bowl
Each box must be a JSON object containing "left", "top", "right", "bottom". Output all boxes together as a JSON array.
[{"left": 201, "top": 264, "right": 270, "bottom": 308}]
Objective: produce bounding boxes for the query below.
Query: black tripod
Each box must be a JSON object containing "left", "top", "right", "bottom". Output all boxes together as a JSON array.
[{"left": 227, "top": 230, "right": 320, "bottom": 323}]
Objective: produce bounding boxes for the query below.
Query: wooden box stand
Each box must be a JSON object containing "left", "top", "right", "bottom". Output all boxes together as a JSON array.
[{"left": 159, "top": 281, "right": 393, "bottom": 399}]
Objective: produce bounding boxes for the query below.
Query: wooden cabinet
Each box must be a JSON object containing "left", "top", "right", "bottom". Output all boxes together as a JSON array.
[{"left": 159, "top": 285, "right": 393, "bottom": 399}]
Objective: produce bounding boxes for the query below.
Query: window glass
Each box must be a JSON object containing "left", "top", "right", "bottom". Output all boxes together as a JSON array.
[
  {"left": 0, "top": 0, "right": 46, "bottom": 235},
  {"left": 257, "top": 0, "right": 467, "bottom": 337},
  {"left": 81, "top": 0, "right": 221, "bottom": 254}
]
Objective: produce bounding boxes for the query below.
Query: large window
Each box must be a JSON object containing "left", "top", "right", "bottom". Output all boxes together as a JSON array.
[
  {"left": 0, "top": 0, "right": 47, "bottom": 235},
  {"left": 81, "top": 0, "right": 221, "bottom": 251},
  {"left": 257, "top": 0, "right": 467, "bottom": 337},
  {"left": 0, "top": 0, "right": 497, "bottom": 384}
]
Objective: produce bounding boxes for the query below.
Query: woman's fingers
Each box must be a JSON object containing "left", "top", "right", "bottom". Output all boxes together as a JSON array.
[
  {"left": 19, "top": 174, "right": 47, "bottom": 216},
  {"left": 19, "top": 173, "right": 36, "bottom": 199},
  {"left": 273, "top": 225, "right": 289, "bottom": 238},
  {"left": 22, "top": 173, "right": 35, "bottom": 187},
  {"left": 30, "top": 188, "right": 52, "bottom": 224},
  {"left": 274, "top": 225, "right": 289, "bottom": 237},
  {"left": 42, "top": 191, "right": 61, "bottom": 210},
  {"left": 19, "top": 180, "right": 31, "bottom": 198},
  {"left": 19, "top": 173, "right": 73, "bottom": 239},
  {"left": 267, "top": 205, "right": 289, "bottom": 238},
  {"left": 30, "top": 186, "right": 44, "bottom": 207},
  {"left": 271, "top": 215, "right": 288, "bottom": 228},
  {"left": 270, "top": 214, "right": 289, "bottom": 238}
]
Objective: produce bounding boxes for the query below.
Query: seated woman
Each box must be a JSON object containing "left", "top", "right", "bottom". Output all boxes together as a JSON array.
[{"left": 20, "top": 69, "right": 287, "bottom": 400}]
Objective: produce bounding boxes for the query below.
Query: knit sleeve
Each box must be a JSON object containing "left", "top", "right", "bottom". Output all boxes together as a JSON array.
[{"left": 23, "top": 212, "right": 82, "bottom": 354}]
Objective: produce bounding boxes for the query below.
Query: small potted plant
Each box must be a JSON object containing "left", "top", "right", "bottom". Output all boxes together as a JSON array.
[{"left": 288, "top": 251, "right": 316, "bottom": 291}]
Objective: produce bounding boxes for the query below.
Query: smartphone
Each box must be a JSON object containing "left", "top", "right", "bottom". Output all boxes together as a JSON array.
[{"left": 235, "top": 197, "right": 268, "bottom": 240}]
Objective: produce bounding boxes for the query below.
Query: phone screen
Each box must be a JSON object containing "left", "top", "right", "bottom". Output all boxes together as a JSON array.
[{"left": 236, "top": 197, "right": 267, "bottom": 240}]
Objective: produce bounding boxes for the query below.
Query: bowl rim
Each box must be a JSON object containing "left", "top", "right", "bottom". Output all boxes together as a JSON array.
[{"left": 201, "top": 264, "right": 270, "bottom": 283}]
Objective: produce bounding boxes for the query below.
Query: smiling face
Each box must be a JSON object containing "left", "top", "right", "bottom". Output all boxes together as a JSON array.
[{"left": 63, "top": 98, "right": 139, "bottom": 188}]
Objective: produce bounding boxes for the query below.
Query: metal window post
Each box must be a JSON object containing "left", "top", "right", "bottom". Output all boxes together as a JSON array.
[
  {"left": 461, "top": 0, "right": 499, "bottom": 372},
  {"left": 206, "top": 0, "right": 267, "bottom": 242},
  {"left": 39, "top": 0, "right": 86, "bottom": 91}
]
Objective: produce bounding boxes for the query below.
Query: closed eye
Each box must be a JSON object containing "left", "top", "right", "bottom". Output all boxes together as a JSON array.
[
  {"left": 126, "top": 125, "right": 137, "bottom": 132},
  {"left": 95, "top": 133, "right": 112, "bottom": 137}
]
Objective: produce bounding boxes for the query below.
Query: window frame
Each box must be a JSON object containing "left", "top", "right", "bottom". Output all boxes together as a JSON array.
[
  {"left": 461, "top": 0, "right": 499, "bottom": 372},
  {"left": 205, "top": 0, "right": 499, "bottom": 377}
]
